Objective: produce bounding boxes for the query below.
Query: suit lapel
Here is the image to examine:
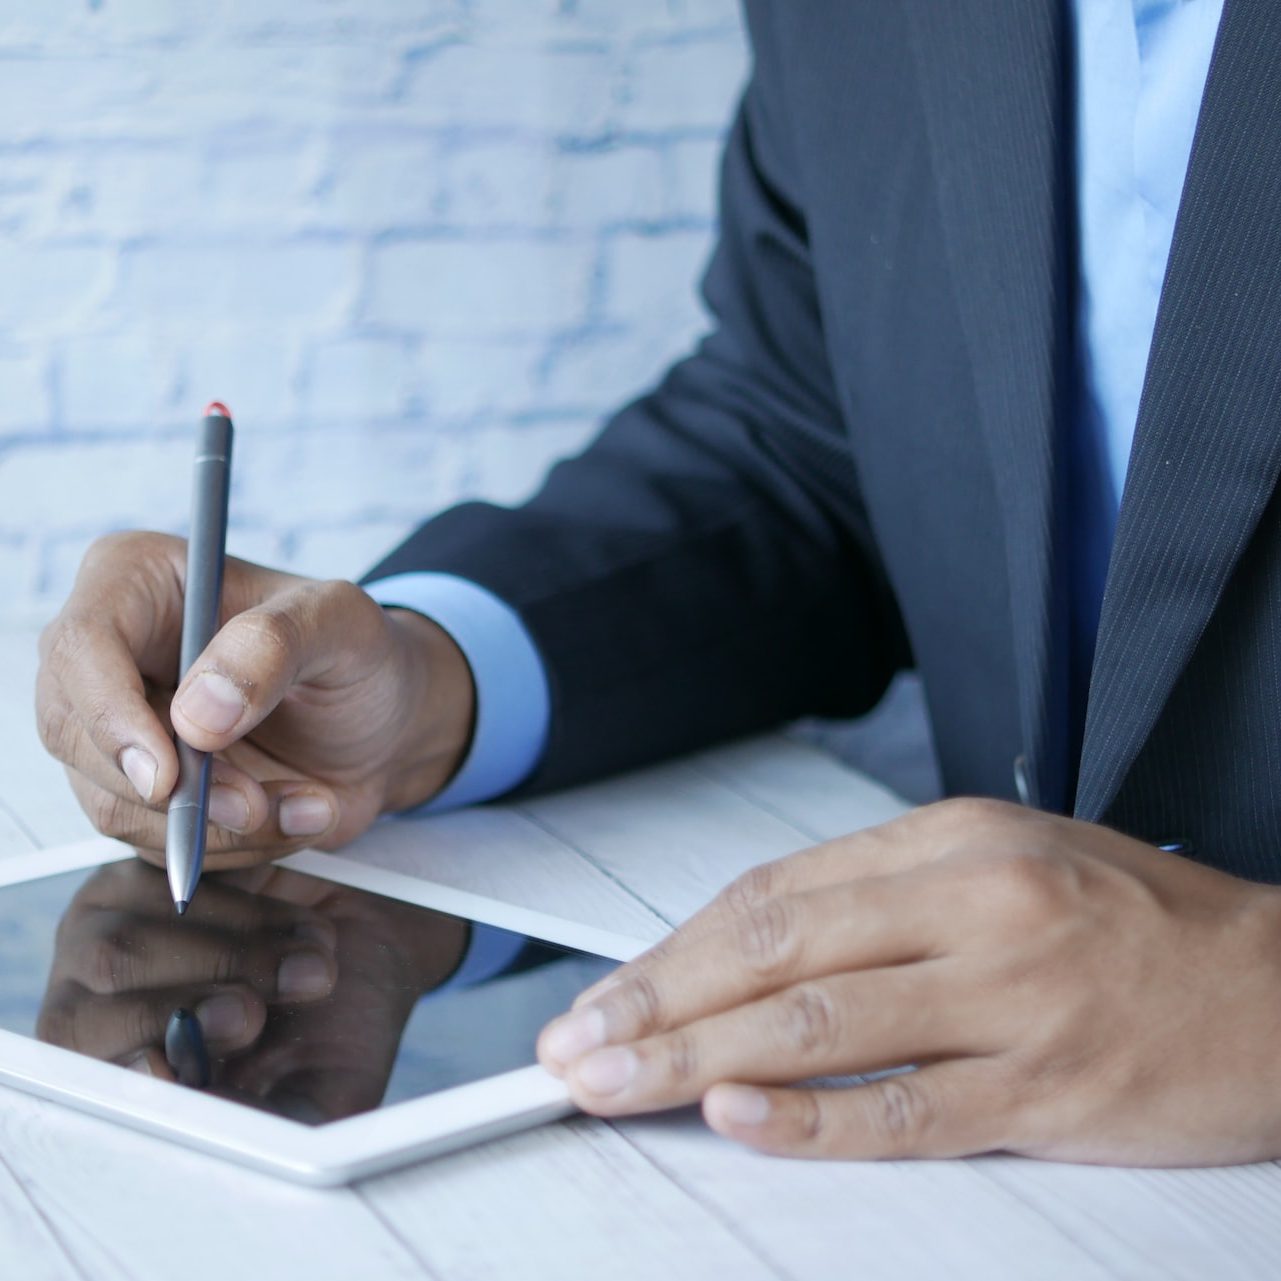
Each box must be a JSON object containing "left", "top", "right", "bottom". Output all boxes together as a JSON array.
[
  {"left": 1075, "top": 0, "right": 1281, "bottom": 822},
  {"left": 904, "top": 0, "right": 1075, "bottom": 809}
]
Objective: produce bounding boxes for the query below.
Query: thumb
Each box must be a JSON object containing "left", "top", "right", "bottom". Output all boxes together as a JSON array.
[{"left": 170, "top": 580, "right": 381, "bottom": 753}]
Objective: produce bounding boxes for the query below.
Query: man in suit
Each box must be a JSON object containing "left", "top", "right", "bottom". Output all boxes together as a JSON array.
[{"left": 36, "top": 0, "right": 1281, "bottom": 1164}]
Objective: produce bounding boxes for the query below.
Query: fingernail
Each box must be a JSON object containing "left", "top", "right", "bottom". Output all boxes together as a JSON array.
[
  {"left": 279, "top": 793, "right": 335, "bottom": 837},
  {"left": 195, "top": 993, "right": 248, "bottom": 1042},
  {"left": 709, "top": 1084, "right": 771, "bottom": 1127},
  {"left": 208, "top": 784, "right": 250, "bottom": 832},
  {"left": 125, "top": 1052, "right": 154, "bottom": 1077},
  {"left": 177, "top": 671, "right": 244, "bottom": 735},
  {"left": 542, "top": 1007, "right": 607, "bottom": 1065},
  {"left": 575, "top": 1046, "right": 637, "bottom": 1096},
  {"left": 119, "top": 746, "right": 158, "bottom": 802},
  {"left": 277, "top": 950, "right": 333, "bottom": 1001}
]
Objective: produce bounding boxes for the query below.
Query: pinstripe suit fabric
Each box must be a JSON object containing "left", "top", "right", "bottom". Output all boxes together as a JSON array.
[{"left": 368, "top": 0, "right": 1281, "bottom": 882}]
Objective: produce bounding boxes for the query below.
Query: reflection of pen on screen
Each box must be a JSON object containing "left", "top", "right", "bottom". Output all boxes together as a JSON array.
[{"left": 165, "top": 1008, "right": 211, "bottom": 1089}]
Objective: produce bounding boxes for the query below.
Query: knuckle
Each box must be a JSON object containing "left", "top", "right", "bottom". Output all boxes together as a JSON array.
[
  {"left": 121, "top": 1000, "right": 156, "bottom": 1055},
  {"left": 320, "top": 577, "right": 370, "bottom": 621},
  {"left": 663, "top": 1029, "right": 700, "bottom": 1087},
  {"left": 779, "top": 983, "right": 840, "bottom": 1056},
  {"left": 89, "top": 790, "right": 135, "bottom": 841},
  {"left": 794, "top": 1090, "right": 826, "bottom": 1144},
  {"left": 81, "top": 914, "right": 138, "bottom": 993},
  {"left": 319, "top": 578, "right": 386, "bottom": 652},
  {"left": 735, "top": 896, "right": 798, "bottom": 978},
  {"left": 868, "top": 1076, "right": 931, "bottom": 1152},
  {"left": 209, "top": 946, "right": 244, "bottom": 986},
  {"left": 36, "top": 693, "right": 74, "bottom": 761},
  {"left": 986, "top": 849, "right": 1075, "bottom": 922},
  {"left": 39, "top": 615, "right": 98, "bottom": 675},
  {"left": 622, "top": 971, "right": 665, "bottom": 1035},
  {"left": 723, "top": 861, "right": 779, "bottom": 918},
  {"left": 236, "top": 607, "right": 300, "bottom": 666},
  {"left": 82, "top": 697, "right": 119, "bottom": 753},
  {"left": 83, "top": 529, "right": 149, "bottom": 567},
  {"left": 935, "top": 796, "right": 1015, "bottom": 830}
]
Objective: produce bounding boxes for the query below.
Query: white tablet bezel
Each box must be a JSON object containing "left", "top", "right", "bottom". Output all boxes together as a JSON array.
[{"left": 0, "top": 839, "right": 649, "bottom": 1186}]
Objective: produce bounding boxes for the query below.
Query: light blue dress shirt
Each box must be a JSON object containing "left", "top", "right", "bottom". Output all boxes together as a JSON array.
[
  {"left": 1066, "top": 0, "right": 1223, "bottom": 754},
  {"left": 367, "top": 1, "right": 1226, "bottom": 901},
  {"left": 1075, "top": 0, "right": 1224, "bottom": 507}
]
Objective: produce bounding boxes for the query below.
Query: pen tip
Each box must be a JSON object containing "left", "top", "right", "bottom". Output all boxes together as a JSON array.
[{"left": 175, "top": 900, "right": 188, "bottom": 917}]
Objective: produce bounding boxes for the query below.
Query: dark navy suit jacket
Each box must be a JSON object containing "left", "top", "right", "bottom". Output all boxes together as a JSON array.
[{"left": 369, "top": 0, "right": 1281, "bottom": 884}]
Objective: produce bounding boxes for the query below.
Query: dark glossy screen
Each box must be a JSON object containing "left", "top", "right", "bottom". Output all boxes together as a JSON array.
[{"left": 0, "top": 859, "right": 616, "bottom": 1125}]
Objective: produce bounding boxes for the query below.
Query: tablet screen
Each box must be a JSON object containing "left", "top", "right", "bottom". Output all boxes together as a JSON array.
[{"left": 0, "top": 859, "right": 617, "bottom": 1126}]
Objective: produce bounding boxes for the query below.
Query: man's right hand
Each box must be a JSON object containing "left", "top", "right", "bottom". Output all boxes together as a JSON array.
[{"left": 36, "top": 531, "right": 476, "bottom": 868}]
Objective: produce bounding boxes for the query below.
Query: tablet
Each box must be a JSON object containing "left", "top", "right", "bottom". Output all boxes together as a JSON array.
[{"left": 0, "top": 839, "right": 647, "bottom": 1185}]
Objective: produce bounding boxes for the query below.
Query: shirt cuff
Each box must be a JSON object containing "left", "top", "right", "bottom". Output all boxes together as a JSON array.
[{"left": 363, "top": 572, "right": 551, "bottom": 813}]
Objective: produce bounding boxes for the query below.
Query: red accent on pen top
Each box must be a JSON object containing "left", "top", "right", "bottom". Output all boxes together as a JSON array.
[{"left": 203, "top": 401, "right": 233, "bottom": 420}]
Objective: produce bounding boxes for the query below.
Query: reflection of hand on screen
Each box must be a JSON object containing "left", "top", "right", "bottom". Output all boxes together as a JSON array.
[
  {"left": 211, "top": 866, "right": 470, "bottom": 1122},
  {"left": 38, "top": 858, "right": 339, "bottom": 1069},
  {"left": 37, "top": 858, "right": 468, "bottom": 1122}
]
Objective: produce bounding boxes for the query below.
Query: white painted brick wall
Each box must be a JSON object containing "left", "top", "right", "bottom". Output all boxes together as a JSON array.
[{"left": 0, "top": 0, "right": 747, "bottom": 625}]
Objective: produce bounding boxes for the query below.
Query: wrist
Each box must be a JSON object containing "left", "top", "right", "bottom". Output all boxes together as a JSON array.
[{"left": 381, "top": 608, "right": 476, "bottom": 812}]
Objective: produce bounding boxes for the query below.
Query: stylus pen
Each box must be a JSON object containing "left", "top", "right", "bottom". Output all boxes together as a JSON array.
[{"left": 166, "top": 402, "right": 234, "bottom": 915}]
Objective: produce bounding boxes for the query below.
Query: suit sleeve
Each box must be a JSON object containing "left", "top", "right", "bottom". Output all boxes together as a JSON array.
[{"left": 364, "top": 30, "right": 910, "bottom": 795}]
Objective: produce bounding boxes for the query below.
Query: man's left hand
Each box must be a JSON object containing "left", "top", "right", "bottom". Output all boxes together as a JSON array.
[{"left": 537, "top": 799, "right": 1281, "bottom": 1165}]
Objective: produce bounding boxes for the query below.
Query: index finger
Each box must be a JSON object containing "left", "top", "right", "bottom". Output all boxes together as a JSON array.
[
  {"left": 50, "top": 913, "right": 336, "bottom": 1004},
  {"left": 572, "top": 805, "right": 957, "bottom": 1011},
  {"left": 37, "top": 619, "right": 180, "bottom": 805},
  {"left": 59, "top": 862, "right": 338, "bottom": 1001},
  {"left": 38, "top": 981, "right": 268, "bottom": 1064},
  {"left": 542, "top": 866, "right": 954, "bottom": 1068},
  {"left": 37, "top": 534, "right": 190, "bottom": 803}
]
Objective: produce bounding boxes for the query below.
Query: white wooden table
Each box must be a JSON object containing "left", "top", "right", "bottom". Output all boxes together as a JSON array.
[{"left": 1, "top": 622, "right": 1279, "bottom": 1281}]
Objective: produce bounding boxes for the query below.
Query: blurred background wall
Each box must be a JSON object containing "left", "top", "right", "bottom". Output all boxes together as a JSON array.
[{"left": 0, "top": 0, "right": 748, "bottom": 626}]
